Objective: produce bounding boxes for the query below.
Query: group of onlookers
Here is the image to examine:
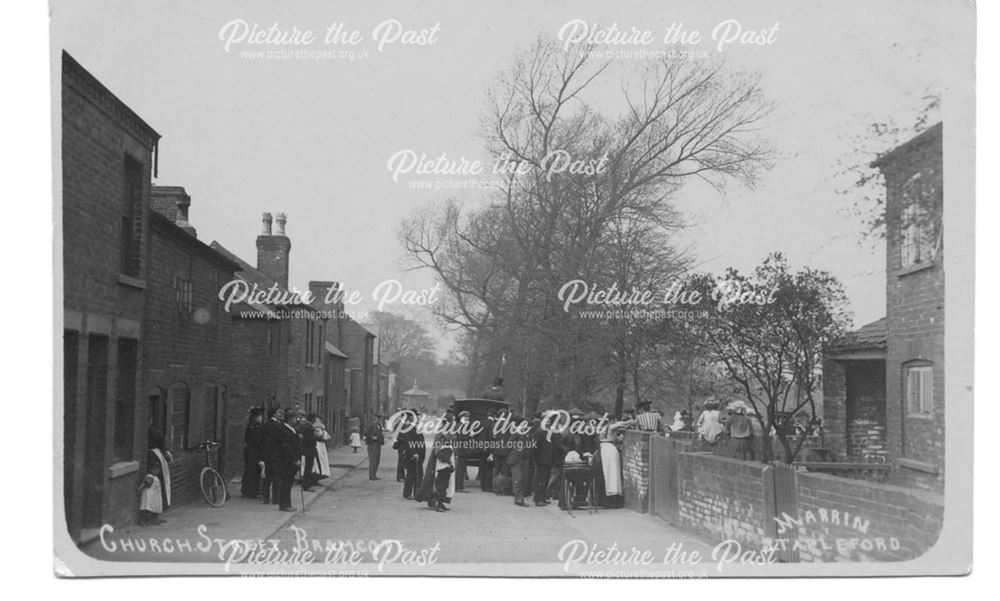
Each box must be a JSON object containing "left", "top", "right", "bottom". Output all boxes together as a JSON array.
[
  {"left": 681, "top": 399, "right": 760, "bottom": 460},
  {"left": 241, "top": 406, "right": 331, "bottom": 512},
  {"left": 385, "top": 404, "right": 670, "bottom": 513}
]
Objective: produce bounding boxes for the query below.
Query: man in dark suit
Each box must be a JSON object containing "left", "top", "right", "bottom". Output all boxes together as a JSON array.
[
  {"left": 276, "top": 408, "right": 303, "bottom": 511},
  {"left": 506, "top": 417, "right": 532, "bottom": 507},
  {"left": 364, "top": 415, "right": 384, "bottom": 481},
  {"left": 296, "top": 410, "right": 318, "bottom": 491},
  {"left": 398, "top": 412, "right": 426, "bottom": 499},
  {"left": 532, "top": 422, "right": 556, "bottom": 506},
  {"left": 454, "top": 411, "right": 473, "bottom": 493},
  {"left": 259, "top": 407, "right": 285, "bottom": 505}
]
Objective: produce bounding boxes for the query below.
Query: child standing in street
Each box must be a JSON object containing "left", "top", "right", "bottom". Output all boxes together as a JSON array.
[{"left": 349, "top": 427, "right": 362, "bottom": 453}]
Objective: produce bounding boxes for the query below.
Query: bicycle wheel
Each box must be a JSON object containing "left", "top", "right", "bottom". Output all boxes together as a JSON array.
[{"left": 200, "top": 467, "right": 227, "bottom": 507}]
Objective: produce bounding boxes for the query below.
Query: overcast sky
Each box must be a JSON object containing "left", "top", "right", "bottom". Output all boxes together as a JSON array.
[{"left": 52, "top": 0, "right": 959, "bottom": 350}]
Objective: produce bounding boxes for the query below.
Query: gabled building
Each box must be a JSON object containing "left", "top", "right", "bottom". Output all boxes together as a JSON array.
[{"left": 823, "top": 123, "right": 944, "bottom": 492}]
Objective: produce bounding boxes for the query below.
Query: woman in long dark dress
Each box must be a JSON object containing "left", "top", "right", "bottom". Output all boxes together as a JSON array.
[
  {"left": 240, "top": 407, "right": 265, "bottom": 498},
  {"left": 415, "top": 415, "right": 457, "bottom": 511}
]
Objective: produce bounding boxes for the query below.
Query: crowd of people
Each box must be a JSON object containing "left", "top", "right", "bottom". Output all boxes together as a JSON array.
[
  {"left": 670, "top": 398, "right": 821, "bottom": 461},
  {"left": 136, "top": 394, "right": 788, "bottom": 527},
  {"left": 383, "top": 402, "right": 669, "bottom": 513},
  {"left": 240, "top": 406, "right": 332, "bottom": 512}
]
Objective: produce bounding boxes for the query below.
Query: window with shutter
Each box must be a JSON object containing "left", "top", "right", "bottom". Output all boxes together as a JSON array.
[{"left": 185, "top": 386, "right": 206, "bottom": 448}]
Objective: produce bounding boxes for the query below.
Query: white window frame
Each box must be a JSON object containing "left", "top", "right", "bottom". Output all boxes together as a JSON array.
[
  {"left": 899, "top": 172, "right": 936, "bottom": 269},
  {"left": 905, "top": 365, "right": 934, "bottom": 416}
]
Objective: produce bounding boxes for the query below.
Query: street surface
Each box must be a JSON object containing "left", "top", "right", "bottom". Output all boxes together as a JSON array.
[{"left": 75, "top": 444, "right": 714, "bottom": 576}]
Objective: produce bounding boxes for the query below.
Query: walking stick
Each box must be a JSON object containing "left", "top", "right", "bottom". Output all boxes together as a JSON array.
[
  {"left": 258, "top": 463, "right": 265, "bottom": 500},
  {"left": 299, "top": 462, "right": 306, "bottom": 514}
]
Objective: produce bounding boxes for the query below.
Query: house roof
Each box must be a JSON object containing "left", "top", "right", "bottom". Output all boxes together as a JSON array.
[
  {"left": 403, "top": 384, "right": 431, "bottom": 397},
  {"left": 827, "top": 317, "right": 887, "bottom": 354},
  {"left": 325, "top": 341, "right": 349, "bottom": 359},
  {"left": 870, "top": 122, "right": 943, "bottom": 169},
  {"left": 62, "top": 51, "right": 160, "bottom": 149},
  {"left": 149, "top": 212, "right": 241, "bottom": 272}
]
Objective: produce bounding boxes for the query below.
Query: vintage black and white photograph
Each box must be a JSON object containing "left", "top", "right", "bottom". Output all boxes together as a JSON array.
[{"left": 51, "top": 0, "right": 974, "bottom": 577}]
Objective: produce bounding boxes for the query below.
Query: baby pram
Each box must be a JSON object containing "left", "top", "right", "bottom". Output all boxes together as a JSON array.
[{"left": 560, "top": 459, "right": 597, "bottom": 516}]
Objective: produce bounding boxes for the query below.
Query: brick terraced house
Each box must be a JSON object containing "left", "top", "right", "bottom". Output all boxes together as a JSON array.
[
  {"left": 144, "top": 186, "right": 241, "bottom": 505},
  {"left": 210, "top": 214, "right": 327, "bottom": 459},
  {"left": 823, "top": 123, "right": 944, "bottom": 492},
  {"left": 61, "top": 51, "right": 160, "bottom": 542},
  {"left": 61, "top": 53, "right": 386, "bottom": 544}
]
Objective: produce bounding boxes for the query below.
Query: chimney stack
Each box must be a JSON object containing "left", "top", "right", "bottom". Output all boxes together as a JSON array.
[
  {"left": 308, "top": 281, "right": 342, "bottom": 311},
  {"left": 257, "top": 212, "right": 291, "bottom": 289},
  {"left": 150, "top": 185, "right": 197, "bottom": 237},
  {"left": 174, "top": 197, "right": 197, "bottom": 237}
]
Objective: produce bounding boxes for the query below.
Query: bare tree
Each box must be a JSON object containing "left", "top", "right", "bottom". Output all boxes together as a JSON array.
[{"left": 401, "top": 37, "right": 773, "bottom": 416}]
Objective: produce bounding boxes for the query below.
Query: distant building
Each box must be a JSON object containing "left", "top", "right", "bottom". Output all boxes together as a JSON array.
[
  {"left": 401, "top": 382, "right": 431, "bottom": 409},
  {"left": 308, "top": 280, "right": 349, "bottom": 446},
  {"left": 61, "top": 51, "right": 160, "bottom": 542},
  {"left": 823, "top": 123, "right": 943, "bottom": 492},
  {"left": 338, "top": 314, "right": 376, "bottom": 421}
]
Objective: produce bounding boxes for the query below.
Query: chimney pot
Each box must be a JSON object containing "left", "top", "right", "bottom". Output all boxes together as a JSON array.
[
  {"left": 275, "top": 212, "right": 287, "bottom": 236},
  {"left": 262, "top": 212, "right": 273, "bottom": 235}
]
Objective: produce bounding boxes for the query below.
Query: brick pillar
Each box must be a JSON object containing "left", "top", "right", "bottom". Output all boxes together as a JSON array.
[
  {"left": 623, "top": 430, "right": 652, "bottom": 514},
  {"left": 822, "top": 359, "right": 847, "bottom": 460}
]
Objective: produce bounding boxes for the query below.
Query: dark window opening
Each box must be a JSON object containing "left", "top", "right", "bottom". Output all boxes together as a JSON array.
[
  {"left": 113, "top": 338, "right": 138, "bottom": 462},
  {"left": 121, "top": 157, "right": 144, "bottom": 277}
]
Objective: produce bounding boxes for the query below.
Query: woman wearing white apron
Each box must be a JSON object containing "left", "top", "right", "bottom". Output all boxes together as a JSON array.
[
  {"left": 147, "top": 426, "right": 172, "bottom": 512},
  {"left": 312, "top": 415, "right": 331, "bottom": 479},
  {"left": 595, "top": 419, "right": 632, "bottom": 508}
]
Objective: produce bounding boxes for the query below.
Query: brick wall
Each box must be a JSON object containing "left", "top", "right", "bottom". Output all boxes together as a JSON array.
[
  {"left": 676, "top": 453, "right": 768, "bottom": 548},
  {"left": 144, "top": 217, "right": 237, "bottom": 506},
  {"left": 789, "top": 472, "right": 943, "bottom": 562},
  {"left": 631, "top": 434, "right": 946, "bottom": 562},
  {"left": 822, "top": 360, "right": 848, "bottom": 459},
  {"left": 61, "top": 52, "right": 158, "bottom": 539},
  {"left": 622, "top": 431, "right": 651, "bottom": 513}
]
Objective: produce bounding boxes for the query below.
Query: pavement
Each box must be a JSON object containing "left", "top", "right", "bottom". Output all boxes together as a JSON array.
[
  {"left": 79, "top": 445, "right": 369, "bottom": 563},
  {"left": 76, "top": 443, "right": 716, "bottom": 576}
]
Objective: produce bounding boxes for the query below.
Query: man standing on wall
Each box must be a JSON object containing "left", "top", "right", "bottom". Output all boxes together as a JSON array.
[
  {"left": 365, "top": 414, "right": 384, "bottom": 481},
  {"left": 634, "top": 400, "right": 662, "bottom": 433}
]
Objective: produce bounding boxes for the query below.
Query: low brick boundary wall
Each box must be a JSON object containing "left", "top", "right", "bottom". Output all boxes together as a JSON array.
[
  {"left": 677, "top": 453, "right": 768, "bottom": 547},
  {"left": 623, "top": 433, "right": 945, "bottom": 562},
  {"left": 788, "top": 471, "right": 944, "bottom": 562}
]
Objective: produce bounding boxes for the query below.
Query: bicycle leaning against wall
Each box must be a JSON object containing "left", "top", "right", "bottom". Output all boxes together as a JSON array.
[{"left": 197, "top": 440, "right": 228, "bottom": 507}]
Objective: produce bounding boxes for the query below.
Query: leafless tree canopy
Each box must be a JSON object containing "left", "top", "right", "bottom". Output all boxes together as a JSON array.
[{"left": 401, "top": 38, "right": 773, "bottom": 415}]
